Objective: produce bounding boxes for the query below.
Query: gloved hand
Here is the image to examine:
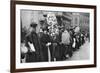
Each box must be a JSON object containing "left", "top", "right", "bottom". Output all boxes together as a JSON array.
[{"left": 46, "top": 42, "right": 51, "bottom": 46}]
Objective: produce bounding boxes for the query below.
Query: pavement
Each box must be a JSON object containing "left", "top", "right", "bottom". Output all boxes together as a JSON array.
[{"left": 69, "top": 40, "right": 90, "bottom": 60}]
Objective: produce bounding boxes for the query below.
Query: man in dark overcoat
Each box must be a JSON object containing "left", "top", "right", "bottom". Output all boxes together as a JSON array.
[
  {"left": 39, "top": 28, "right": 51, "bottom": 61},
  {"left": 25, "top": 22, "right": 44, "bottom": 62}
]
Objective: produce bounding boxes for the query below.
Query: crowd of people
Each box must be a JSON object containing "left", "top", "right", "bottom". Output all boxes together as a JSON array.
[{"left": 21, "top": 20, "right": 89, "bottom": 63}]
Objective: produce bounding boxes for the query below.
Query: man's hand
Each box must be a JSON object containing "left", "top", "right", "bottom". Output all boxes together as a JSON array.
[
  {"left": 53, "top": 43, "right": 57, "bottom": 46},
  {"left": 46, "top": 42, "right": 51, "bottom": 46}
]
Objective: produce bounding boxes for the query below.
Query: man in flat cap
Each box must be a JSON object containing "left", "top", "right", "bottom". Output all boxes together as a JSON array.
[{"left": 25, "top": 22, "right": 44, "bottom": 62}]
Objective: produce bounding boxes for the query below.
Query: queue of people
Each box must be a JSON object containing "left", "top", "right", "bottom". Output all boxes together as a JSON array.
[{"left": 21, "top": 22, "right": 89, "bottom": 63}]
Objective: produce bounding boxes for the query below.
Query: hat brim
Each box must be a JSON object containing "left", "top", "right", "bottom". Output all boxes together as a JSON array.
[{"left": 30, "top": 23, "right": 37, "bottom": 28}]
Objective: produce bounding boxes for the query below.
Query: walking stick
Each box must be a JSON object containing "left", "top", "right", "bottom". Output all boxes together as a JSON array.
[{"left": 47, "top": 46, "right": 51, "bottom": 62}]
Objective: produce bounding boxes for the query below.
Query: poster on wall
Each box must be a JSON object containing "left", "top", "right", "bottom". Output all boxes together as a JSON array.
[{"left": 11, "top": 0, "right": 96, "bottom": 72}]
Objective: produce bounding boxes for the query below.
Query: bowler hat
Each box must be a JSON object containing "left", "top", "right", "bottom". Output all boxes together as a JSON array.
[{"left": 30, "top": 22, "right": 37, "bottom": 28}]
